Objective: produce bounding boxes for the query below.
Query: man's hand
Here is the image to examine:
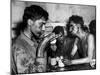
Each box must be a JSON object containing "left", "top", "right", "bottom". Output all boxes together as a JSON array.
[
  {"left": 43, "top": 33, "right": 56, "bottom": 43},
  {"left": 36, "top": 57, "right": 47, "bottom": 72},
  {"left": 37, "top": 33, "right": 56, "bottom": 57}
]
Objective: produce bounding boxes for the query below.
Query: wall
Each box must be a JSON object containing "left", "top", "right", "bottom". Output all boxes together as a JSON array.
[
  {"left": 11, "top": 0, "right": 96, "bottom": 38},
  {"left": 12, "top": 1, "right": 96, "bottom": 26}
]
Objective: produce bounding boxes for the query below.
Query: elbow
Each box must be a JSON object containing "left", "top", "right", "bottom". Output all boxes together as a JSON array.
[{"left": 87, "top": 56, "right": 92, "bottom": 63}]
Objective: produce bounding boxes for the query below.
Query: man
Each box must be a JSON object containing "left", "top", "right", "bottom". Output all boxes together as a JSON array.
[
  {"left": 11, "top": 5, "right": 55, "bottom": 74},
  {"left": 64, "top": 15, "right": 95, "bottom": 70}
]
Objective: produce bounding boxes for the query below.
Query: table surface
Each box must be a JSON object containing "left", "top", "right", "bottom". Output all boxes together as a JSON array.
[{"left": 47, "top": 63, "right": 96, "bottom": 72}]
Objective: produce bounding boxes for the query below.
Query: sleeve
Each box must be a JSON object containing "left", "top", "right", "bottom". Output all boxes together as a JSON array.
[
  {"left": 36, "top": 57, "right": 47, "bottom": 72},
  {"left": 35, "top": 51, "right": 47, "bottom": 72},
  {"left": 13, "top": 45, "right": 37, "bottom": 74}
]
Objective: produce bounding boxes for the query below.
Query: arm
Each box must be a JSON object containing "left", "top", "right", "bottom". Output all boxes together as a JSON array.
[
  {"left": 37, "top": 39, "right": 48, "bottom": 57},
  {"left": 36, "top": 51, "right": 47, "bottom": 72},
  {"left": 71, "top": 38, "right": 78, "bottom": 56},
  {"left": 13, "top": 46, "right": 36, "bottom": 73},
  {"left": 36, "top": 33, "right": 56, "bottom": 72},
  {"left": 71, "top": 34, "right": 95, "bottom": 65},
  {"left": 37, "top": 33, "right": 55, "bottom": 57}
]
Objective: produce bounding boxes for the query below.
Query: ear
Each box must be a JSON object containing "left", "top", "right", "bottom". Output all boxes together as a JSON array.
[{"left": 27, "top": 19, "right": 34, "bottom": 26}]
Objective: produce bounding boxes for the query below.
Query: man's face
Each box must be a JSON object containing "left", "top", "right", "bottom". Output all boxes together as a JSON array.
[
  {"left": 69, "top": 21, "right": 79, "bottom": 35},
  {"left": 30, "top": 18, "right": 46, "bottom": 37}
]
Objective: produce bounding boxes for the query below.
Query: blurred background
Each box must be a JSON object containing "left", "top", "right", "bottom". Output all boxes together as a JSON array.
[{"left": 11, "top": 0, "right": 96, "bottom": 38}]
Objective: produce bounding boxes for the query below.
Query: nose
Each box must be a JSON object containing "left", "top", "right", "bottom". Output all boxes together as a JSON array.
[{"left": 42, "top": 25, "right": 45, "bottom": 31}]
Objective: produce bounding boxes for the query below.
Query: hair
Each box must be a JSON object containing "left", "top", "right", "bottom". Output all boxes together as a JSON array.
[
  {"left": 67, "top": 15, "right": 88, "bottom": 33},
  {"left": 13, "top": 5, "right": 49, "bottom": 38},
  {"left": 22, "top": 5, "right": 48, "bottom": 31},
  {"left": 68, "top": 15, "right": 84, "bottom": 25},
  {"left": 52, "top": 26, "right": 64, "bottom": 35},
  {"left": 89, "top": 20, "right": 96, "bottom": 35}
]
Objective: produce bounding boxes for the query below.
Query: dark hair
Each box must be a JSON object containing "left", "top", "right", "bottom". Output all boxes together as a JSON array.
[
  {"left": 89, "top": 20, "right": 96, "bottom": 35},
  {"left": 22, "top": 5, "right": 48, "bottom": 31},
  {"left": 14, "top": 5, "right": 49, "bottom": 38},
  {"left": 52, "top": 26, "right": 64, "bottom": 35},
  {"left": 67, "top": 15, "right": 88, "bottom": 32},
  {"left": 68, "top": 15, "right": 84, "bottom": 25}
]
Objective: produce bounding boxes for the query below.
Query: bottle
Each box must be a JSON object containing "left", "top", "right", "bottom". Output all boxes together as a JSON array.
[
  {"left": 58, "top": 59, "right": 65, "bottom": 67},
  {"left": 58, "top": 56, "right": 65, "bottom": 67}
]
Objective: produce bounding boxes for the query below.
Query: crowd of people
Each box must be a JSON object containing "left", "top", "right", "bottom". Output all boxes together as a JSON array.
[{"left": 11, "top": 5, "right": 96, "bottom": 74}]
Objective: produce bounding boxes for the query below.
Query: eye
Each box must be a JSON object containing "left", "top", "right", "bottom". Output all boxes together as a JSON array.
[
  {"left": 41, "top": 22, "right": 46, "bottom": 26},
  {"left": 42, "top": 23, "right": 46, "bottom": 25}
]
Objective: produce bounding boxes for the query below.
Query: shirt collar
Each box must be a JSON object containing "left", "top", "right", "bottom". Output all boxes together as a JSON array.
[{"left": 20, "top": 32, "right": 36, "bottom": 46}]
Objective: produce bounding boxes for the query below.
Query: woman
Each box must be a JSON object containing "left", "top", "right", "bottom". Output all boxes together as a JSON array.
[
  {"left": 89, "top": 20, "right": 96, "bottom": 63},
  {"left": 64, "top": 15, "right": 96, "bottom": 70}
]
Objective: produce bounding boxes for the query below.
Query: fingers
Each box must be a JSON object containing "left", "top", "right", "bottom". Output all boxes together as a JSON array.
[
  {"left": 36, "top": 58, "right": 46, "bottom": 72},
  {"left": 42, "top": 33, "right": 61, "bottom": 45},
  {"left": 48, "top": 33, "right": 56, "bottom": 39},
  {"left": 43, "top": 33, "right": 56, "bottom": 42}
]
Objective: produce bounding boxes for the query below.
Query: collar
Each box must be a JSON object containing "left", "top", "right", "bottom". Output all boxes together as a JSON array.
[
  {"left": 31, "top": 32, "right": 40, "bottom": 43},
  {"left": 20, "top": 32, "right": 36, "bottom": 46}
]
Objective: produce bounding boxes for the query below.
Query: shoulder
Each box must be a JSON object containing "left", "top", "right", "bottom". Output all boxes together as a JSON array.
[
  {"left": 88, "top": 34, "right": 94, "bottom": 40},
  {"left": 12, "top": 42, "right": 25, "bottom": 54},
  {"left": 12, "top": 38, "right": 26, "bottom": 53},
  {"left": 87, "top": 34, "right": 95, "bottom": 44}
]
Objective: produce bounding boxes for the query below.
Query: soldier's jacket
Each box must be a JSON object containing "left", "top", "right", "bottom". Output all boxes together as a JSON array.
[{"left": 11, "top": 32, "right": 46, "bottom": 74}]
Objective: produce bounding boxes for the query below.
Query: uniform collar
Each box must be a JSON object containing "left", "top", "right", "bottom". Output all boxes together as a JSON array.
[{"left": 20, "top": 32, "right": 36, "bottom": 46}]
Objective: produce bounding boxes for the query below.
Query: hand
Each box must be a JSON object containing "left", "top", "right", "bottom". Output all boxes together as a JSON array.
[
  {"left": 43, "top": 33, "right": 56, "bottom": 43},
  {"left": 90, "top": 59, "right": 96, "bottom": 68},
  {"left": 63, "top": 59, "right": 72, "bottom": 66},
  {"left": 36, "top": 57, "right": 46, "bottom": 72},
  {"left": 37, "top": 34, "right": 56, "bottom": 57}
]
